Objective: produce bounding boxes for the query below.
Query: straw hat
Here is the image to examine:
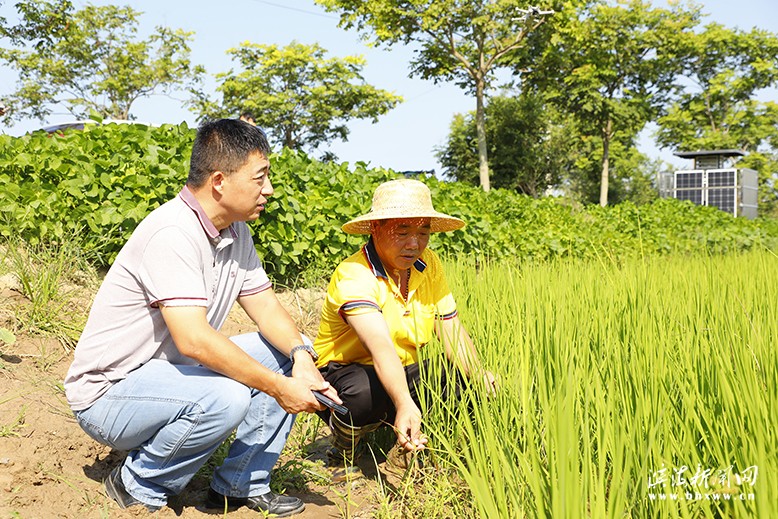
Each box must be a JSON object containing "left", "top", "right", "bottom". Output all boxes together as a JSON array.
[{"left": 342, "top": 179, "right": 465, "bottom": 235}]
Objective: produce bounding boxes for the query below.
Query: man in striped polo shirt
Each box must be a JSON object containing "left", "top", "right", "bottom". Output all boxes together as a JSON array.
[{"left": 64, "top": 119, "right": 338, "bottom": 517}]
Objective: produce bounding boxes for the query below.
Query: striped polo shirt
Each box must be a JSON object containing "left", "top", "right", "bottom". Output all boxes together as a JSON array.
[
  {"left": 314, "top": 238, "right": 457, "bottom": 368},
  {"left": 64, "top": 186, "right": 271, "bottom": 411}
]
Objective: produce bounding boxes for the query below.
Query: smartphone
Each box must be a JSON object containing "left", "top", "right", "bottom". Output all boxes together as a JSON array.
[{"left": 313, "top": 391, "right": 348, "bottom": 415}]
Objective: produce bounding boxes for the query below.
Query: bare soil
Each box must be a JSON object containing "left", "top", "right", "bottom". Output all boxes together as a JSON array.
[{"left": 0, "top": 286, "right": 398, "bottom": 519}]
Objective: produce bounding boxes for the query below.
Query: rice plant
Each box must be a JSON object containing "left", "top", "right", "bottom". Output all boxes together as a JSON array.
[{"left": 418, "top": 249, "right": 777, "bottom": 518}]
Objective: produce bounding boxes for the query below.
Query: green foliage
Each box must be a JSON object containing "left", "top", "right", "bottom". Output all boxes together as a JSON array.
[
  {"left": 0, "top": 0, "right": 72, "bottom": 51},
  {"left": 537, "top": 0, "right": 699, "bottom": 133},
  {"left": 436, "top": 91, "right": 572, "bottom": 196},
  {"left": 529, "top": 0, "right": 701, "bottom": 205},
  {"left": 0, "top": 122, "right": 193, "bottom": 264},
  {"left": 564, "top": 136, "right": 665, "bottom": 205},
  {"left": 316, "top": 0, "right": 553, "bottom": 91},
  {"left": 429, "top": 183, "right": 778, "bottom": 262},
  {"left": 189, "top": 41, "right": 402, "bottom": 155},
  {"left": 437, "top": 90, "right": 664, "bottom": 204},
  {"left": 1, "top": 127, "right": 776, "bottom": 287},
  {"left": 0, "top": 1, "right": 203, "bottom": 122},
  {"left": 250, "top": 149, "right": 397, "bottom": 280},
  {"left": 655, "top": 23, "right": 778, "bottom": 151}
]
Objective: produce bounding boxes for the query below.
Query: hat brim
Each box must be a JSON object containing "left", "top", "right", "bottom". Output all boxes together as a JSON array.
[{"left": 342, "top": 211, "right": 465, "bottom": 235}]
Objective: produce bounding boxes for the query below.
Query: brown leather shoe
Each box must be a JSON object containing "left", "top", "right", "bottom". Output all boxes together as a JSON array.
[
  {"left": 384, "top": 442, "right": 422, "bottom": 475},
  {"left": 326, "top": 446, "right": 364, "bottom": 482}
]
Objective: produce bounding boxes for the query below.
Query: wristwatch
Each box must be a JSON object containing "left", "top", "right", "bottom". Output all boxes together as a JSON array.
[{"left": 290, "top": 344, "right": 319, "bottom": 363}]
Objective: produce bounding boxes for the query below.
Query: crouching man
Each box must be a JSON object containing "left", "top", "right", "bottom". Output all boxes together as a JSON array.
[{"left": 64, "top": 119, "right": 340, "bottom": 516}]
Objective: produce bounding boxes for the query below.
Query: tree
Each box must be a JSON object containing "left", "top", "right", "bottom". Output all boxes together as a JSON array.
[
  {"left": 436, "top": 91, "right": 573, "bottom": 196},
  {"left": 0, "top": 2, "right": 202, "bottom": 122},
  {"left": 534, "top": 120, "right": 660, "bottom": 205},
  {"left": 654, "top": 24, "right": 778, "bottom": 216},
  {"left": 529, "top": 0, "right": 700, "bottom": 205},
  {"left": 190, "top": 41, "right": 402, "bottom": 155},
  {"left": 437, "top": 86, "right": 665, "bottom": 204},
  {"left": 316, "top": 0, "right": 558, "bottom": 191},
  {"left": 0, "top": 0, "right": 73, "bottom": 50},
  {"left": 567, "top": 135, "right": 662, "bottom": 205}
]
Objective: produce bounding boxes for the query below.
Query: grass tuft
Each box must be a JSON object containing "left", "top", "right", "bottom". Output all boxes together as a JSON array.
[{"left": 1, "top": 237, "right": 97, "bottom": 350}]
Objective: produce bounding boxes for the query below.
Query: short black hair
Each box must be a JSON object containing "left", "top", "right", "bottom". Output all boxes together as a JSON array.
[{"left": 187, "top": 119, "right": 270, "bottom": 188}]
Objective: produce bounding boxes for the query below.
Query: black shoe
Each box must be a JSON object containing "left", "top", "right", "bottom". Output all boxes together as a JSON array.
[
  {"left": 103, "top": 465, "right": 161, "bottom": 512},
  {"left": 205, "top": 488, "right": 304, "bottom": 517}
]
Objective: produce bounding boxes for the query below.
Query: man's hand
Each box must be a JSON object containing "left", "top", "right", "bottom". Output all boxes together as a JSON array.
[
  {"left": 272, "top": 375, "right": 332, "bottom": 414},
  {"left": 290, "top": 353, "right": 342, "bottom": 405},
  {"left": 482, "top": 370, "right": 499, "bottom": 396},
  {"left": 393, "top": 400, "right": 427, "bottom": 452}
]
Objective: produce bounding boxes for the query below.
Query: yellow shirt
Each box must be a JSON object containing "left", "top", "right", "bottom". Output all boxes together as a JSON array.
[{"left": 314, "top": 239, "right": 457, "bottom": 368}]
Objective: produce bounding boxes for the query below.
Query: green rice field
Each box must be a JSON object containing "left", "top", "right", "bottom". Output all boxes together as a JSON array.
[{"left": 417, "top": 249, "right": 777, "bottom": 518}]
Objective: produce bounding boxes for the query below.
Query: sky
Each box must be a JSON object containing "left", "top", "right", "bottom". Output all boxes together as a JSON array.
[{"left": 1, "top": 0, "right": 777, "bottom": 174}]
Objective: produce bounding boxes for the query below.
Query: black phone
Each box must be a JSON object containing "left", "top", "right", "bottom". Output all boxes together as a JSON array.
[{"left": 313, "top": 391, "right": 348, "bottom": 415}]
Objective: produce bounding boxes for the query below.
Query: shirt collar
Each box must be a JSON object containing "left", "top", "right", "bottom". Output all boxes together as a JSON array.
[
  {"left": 178, "top": 186, "right": 237, "bottom": 245},
  {"left": 362, "top": 237, "right": 427, "bottom": 280}
]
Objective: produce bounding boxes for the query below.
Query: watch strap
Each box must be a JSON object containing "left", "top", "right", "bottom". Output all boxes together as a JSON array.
[{"left": 290, "top": 344, "right": 318, "bottom": 363}]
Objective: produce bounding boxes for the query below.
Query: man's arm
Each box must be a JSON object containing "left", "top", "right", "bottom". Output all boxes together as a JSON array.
[
  {"left": 346, "top": 312, "right": 427, "bottom": 451},
  {"left": 238, "top": 288, "right": 341, "bottom": 404},
  {"left": 158, "top": 304, "right": 324, "bottom": 413},
  {"left": 237, "top": 288, "right": 304, "bottom": 356},
  {"left": 435, "top": 315, "right": 497, "bottom": 393}
]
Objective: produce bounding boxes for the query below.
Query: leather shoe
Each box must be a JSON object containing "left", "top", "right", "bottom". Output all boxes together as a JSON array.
[
  {"left": 325, "top": 446, "right": 364, "bottom": 482},
  {"left": 103, "top": 465, "right": 161, "bottom": 512},
  {"left": 205, "top": 488, "right": 304, "bottom": 517},
  {"left": 384, "top": 442, "right": 423, "bottom": 476}
]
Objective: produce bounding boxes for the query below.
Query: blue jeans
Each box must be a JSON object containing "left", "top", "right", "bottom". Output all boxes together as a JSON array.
[{"left": 74, "top": 332, "right": 296, "bottom": 509}]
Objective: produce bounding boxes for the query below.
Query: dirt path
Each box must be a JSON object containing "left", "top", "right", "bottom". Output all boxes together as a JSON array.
[{"left": 0, "top": 289, "right": 393, "bottom": 518}]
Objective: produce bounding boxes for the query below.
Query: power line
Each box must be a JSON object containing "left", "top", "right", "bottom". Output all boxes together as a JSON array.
[
  {"left": 250, "top": 0, "right": 339, "bottom": 20},
  {"left": 406, "top": 86, "right": 444, "bottom": 102}
]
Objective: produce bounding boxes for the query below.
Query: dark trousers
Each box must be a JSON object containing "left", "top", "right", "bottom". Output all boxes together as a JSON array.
[{"left": 317, "top": 358, "right": 464, "bottom": 428}]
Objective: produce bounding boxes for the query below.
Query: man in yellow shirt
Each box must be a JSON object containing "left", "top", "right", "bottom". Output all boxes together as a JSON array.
[{"left": 312, "top": 178, "right": 496, "bottom": 475}]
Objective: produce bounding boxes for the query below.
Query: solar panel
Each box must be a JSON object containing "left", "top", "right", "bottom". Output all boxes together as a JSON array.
[
  {"left": 676, "top": 172, "right": 703, "bottom": 188},
  {"left": 708, "top": 188, "right": 737, "bottom": 215},
  {"left": 668, "top": 165, "right": 758, "bottom": 219},
  {"left": 676, "top": 189, "right": 703, "bottom": 204},
  {"left": 707, "top": 170, "right": 736, "bottom": 187}
]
